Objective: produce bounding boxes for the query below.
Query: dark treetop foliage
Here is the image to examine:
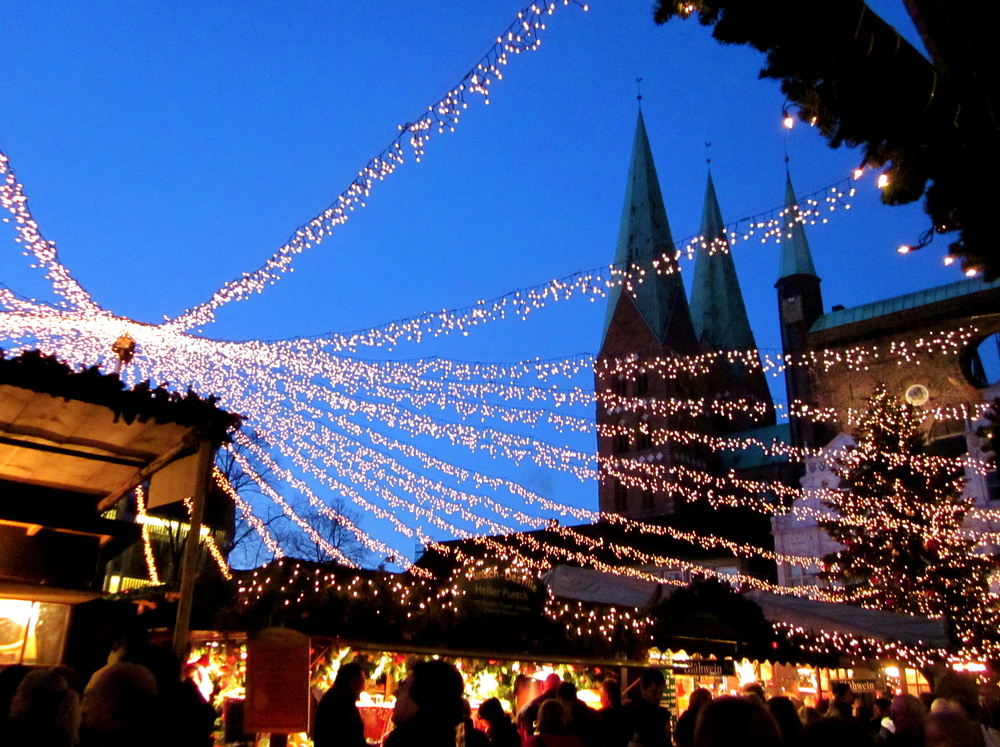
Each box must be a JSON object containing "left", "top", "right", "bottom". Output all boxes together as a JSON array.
[{"left": 655, "top": 0, "right": 1000, "bottom": 279}]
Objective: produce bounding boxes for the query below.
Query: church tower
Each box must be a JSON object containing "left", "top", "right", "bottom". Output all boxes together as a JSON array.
[
  {"left": 689, "top": 171, "right": 776, "bottom": 430},
  {"left": 599, "top": 110, "right": 696, "bottom": 353},
  {"left": 596, "top": 111, "right": 705, "bottom": 519},
  {"left": 775, "top": 170, "right": 824, "bottom": 448}
]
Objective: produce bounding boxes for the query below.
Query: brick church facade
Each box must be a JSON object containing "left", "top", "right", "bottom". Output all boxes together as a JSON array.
[{"left": 597, "top": 109, "right": 1000, "bottom": 588}]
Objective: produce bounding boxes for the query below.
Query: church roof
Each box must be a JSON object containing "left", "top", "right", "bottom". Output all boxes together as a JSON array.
[
  {"left": 718, "top": 423, "right": 792, "bottom": 471},
  {"left": 690, "top": 171, "right": 760, "bottom": 356},
  {"left": 777, "top": 170, "right": 817, "bottom": 280},
  {"left": 602, "top": 110, "right": 694, "bottom": 347},
  {"left": 811, "top": 276, "right": 1000, "bottom": 332}
]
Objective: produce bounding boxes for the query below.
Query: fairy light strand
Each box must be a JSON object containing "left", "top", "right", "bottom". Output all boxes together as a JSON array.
[{"left": 161, "top": 1, "right": 590, "bottom": 334}]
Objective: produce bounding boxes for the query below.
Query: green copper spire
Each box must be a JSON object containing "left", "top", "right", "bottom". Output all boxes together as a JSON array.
[
  {"left": 690, "top": 171, "right": 760, "bottom": 356},
  {"left": 778, "top": 170, "right": 817, "bottom": 279},
  {"left": 602, "top": 110, "right": 694, "bottom": 347}
]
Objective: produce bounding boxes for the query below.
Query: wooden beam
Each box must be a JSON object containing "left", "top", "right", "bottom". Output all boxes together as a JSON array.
[
  {"left": 172, "top": 437, "right": 215, "bottom": 663},
  {"left": 0, "top": 518, "right": 115, "bottom": 545},
  {"left": 98, "top": 431, "right": 198, "bottom": 512}
]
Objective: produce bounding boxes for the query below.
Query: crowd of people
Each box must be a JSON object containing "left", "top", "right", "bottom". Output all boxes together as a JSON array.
[
  {"left": 314, "top": 664, "right": 668, "bottom": 747},
  {"left": 0, "top": 645, "right": 215, "bottom": 747},
  {"left": 7, "top": 652, "right": 1000, "bottom": 747},
  {"left": 317, "top": 662, "right": 1000, "bottom": 747},
  {"left": 671, "top": 672, "right": 1000, "bottom": 747}
]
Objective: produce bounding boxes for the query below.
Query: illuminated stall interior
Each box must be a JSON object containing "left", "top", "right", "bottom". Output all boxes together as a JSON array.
[{"left": 0, "top": 350, "right": 238, "bottom": 665}]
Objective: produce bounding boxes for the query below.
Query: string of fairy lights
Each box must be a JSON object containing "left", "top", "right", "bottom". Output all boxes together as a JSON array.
[
  {"left": 4, "top": 152, "right": 999, "bottom": 609},
  {"left": 159, "top": 0, "right": 592, "bottom": 336},
  {"left": 3, "top": 0, "right": 999, "bottom": 665},
  {"left": 4, "top": 154, "right": 997, "bottom": 588}
]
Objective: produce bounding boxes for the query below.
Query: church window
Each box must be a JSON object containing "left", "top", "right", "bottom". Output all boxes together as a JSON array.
[
  {"left": 636, "top": 430, "right": 652, "bottom": 450},
  {"left": 641, "top": 489, "right": 654, "bottom": 510},
  {"left": 613, "top": 376, "right": 628, "bottom": 397},
  {"left": 636, "top": 371, "right": 649, "bottom": 396},
  {"left": 612, "top": 434, "right": 630, "bottom": 454},
  {"left": 614, "top": 482, "right": 628, "bottom": 512},
  {"left": 987, "top": 470, "right": 1000, "bottom": 502}
]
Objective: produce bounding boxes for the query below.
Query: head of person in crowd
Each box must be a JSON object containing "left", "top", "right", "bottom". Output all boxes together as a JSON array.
[
  {"left": 536, "top": 699, "right": 568, "bottom": 735},
  {"left": 873, "top": 697, "right": 891, "bottom": 723},
  {"left": 676, "top": 689, "right": 714, "bottom": 747},
  {"left": 798, "top": 705, "right": 821, "bottom": 725},
  {"left": 766, "top": 695, "right": 801, "bottom": 745},
  {"left": 600, "top": 679, "right": 622, "bottom": 710},
  {"left": 926, "top": 708, "right": 984, "bottom": 747},
  {"left": 693, "top": 695, "right": 781, "bottom": 747},
  {"left": 930, "top": 697, "right": 966, "bottom": 716},
  {"left": 741, "top": 682, "right": 766, "bottom": 703},
  {"left": 830, "top": 682, "right": 855, "bottom": 716},
  {"left": 478, "top": 697, "right": 509, "bottom": 726},
  {"left": 688, "top": 688, "right": 713, "bottom": 713},
  {"left": 798, "top": 715, "right": 874, "bottom": 747},
  {"left": 331, "top": 663, "right": 366, "bottom": 699},
  {"left": 81, "top": 662, "right": 158, "bottom": 740},
  {"left": 935, "top": 671, "right": 982, "bottom": 721},
  {"left": 854, "top": 699, "right": 873, "bottom": 723},
  {"left": 120, "top": 644, "right": 182, "bottom": 700},
  {"left": 8, "top": 667, "right": 81, "bottom": 747},
  {"left": 392, "top": 659, "right": 465, "bottom": 727},
  {"left": 889, "top": 694, "right": 928, "bottom": 740},
  {"left": 543, "top": 673, "right": 562, "bottom": 695},
  {"left": 557, "top": 681, "right": 580, "bottom": 709},
  {"left": 638, "top": 668, "right": 666, "bottom": 706}
]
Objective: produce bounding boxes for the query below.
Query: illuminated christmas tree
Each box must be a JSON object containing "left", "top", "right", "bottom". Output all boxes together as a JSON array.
[{"left": 819, "top": 384, "right": 998, "bottom": 647}]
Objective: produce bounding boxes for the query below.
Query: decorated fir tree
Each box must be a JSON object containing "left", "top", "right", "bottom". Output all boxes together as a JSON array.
[{"left": 819, "top": 384, "right": 997, "bottom": 647}]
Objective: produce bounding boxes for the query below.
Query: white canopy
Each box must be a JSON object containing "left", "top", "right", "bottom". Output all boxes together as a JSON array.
[{"left": 541, "top": 564, "right": 950, "bottom": 648}]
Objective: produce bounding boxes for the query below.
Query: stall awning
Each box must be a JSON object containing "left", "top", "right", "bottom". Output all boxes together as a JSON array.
[
  {"left": 541, "top": 565, "right": 950, "bottom": 649},
  {"left": 745, "top": 589, "right": 950, "bottom": 648},
  {"left": 541, "top": 564, "right": 663, "bottom": 608}
]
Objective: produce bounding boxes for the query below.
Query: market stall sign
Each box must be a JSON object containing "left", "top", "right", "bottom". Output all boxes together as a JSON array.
[
  {"left": 245, "top": 628, "right": 310, "bottom": 734},
  {"left": 460, "top": 571, "right": 544, "bottom": 620},
  {"left": 831, "top": 679, "right": 884, "bottom": 693},
  {"left": 671, "top": 659, "right": 736, "bottom": 677}
]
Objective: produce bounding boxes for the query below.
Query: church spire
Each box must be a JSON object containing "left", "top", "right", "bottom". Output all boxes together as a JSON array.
[
  {"left": 778, "top": 169, "right": 817, "bottom": 279},
  {"left": 776, "top": 167, "right": 824, "bottom": 448},
  {"left": 690, "top": 171, "right": 759, "bottom": 356},
  {"left": 602, "top": 110, "right": 695, "bottom": 349},
  {"left": 690, "top": 171, "right": 774, "bottom": 423}
]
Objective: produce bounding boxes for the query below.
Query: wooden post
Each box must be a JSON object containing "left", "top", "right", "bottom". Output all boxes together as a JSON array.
[{"left": 172, "top": 437, "right": 215, "bottom": 662}]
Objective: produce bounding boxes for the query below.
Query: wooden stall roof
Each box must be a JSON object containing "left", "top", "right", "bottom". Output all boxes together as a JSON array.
[
  {"left": 0, "top": 351, "right": 240, "bottom": 605},
  {"left": 0, "top": 350, "right": 241, "bottom": 511},
  {"left": 0, "top": 384, "right": 197, "bottom": 508}
]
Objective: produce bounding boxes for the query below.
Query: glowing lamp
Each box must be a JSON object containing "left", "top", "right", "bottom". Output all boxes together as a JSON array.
[
  {"left": 897, "top": 245, "right": 911, "bottom": 254},
  {"left": 111, "top": 333, "right": 136, "bottom": 364},
  {"left": 877, "top": 174, "right": 889, "bottom": 189},
  {"left": 782, "top": 114, "right": 794, "bottom": 129}
]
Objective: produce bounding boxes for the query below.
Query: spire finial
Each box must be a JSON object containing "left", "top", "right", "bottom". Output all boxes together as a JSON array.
[
  {"left": 636, "top": 77, "right": 643, "bottom": 107},
  {"left": 705, "top": 142, "right": 712, "bottom": 169}
]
